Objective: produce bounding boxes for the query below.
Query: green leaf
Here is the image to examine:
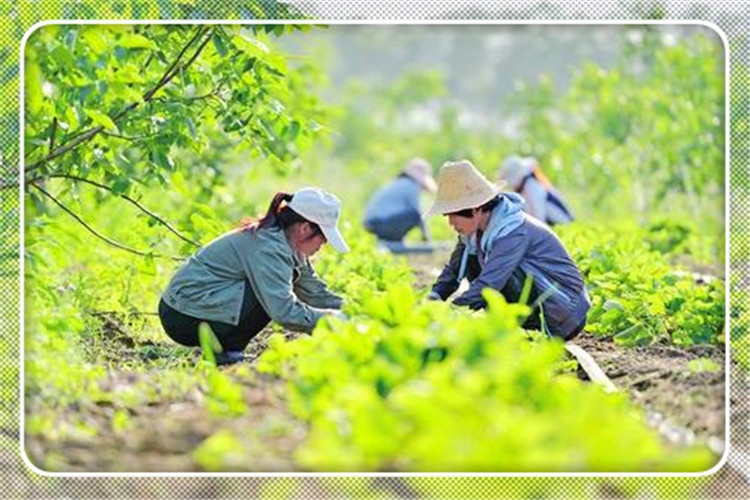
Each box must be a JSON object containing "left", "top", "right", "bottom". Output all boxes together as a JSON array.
[
  {"left": 613, "top": 324, "right": 649, "bottom": 346},
  {"left": 603, "top": 299, "right": 625, "bottom": 311},
  {"left": 233, "top": 30, "right": 269, "bottom": 58},
  {"left": 138, "top": 253, "right": 156, "bottom": 276},
  {"left": 285, "top": 120, "right": 300, "bottom": 142},
  {"left": 199, "top": 322, "right": 223, "bottom": 356},
  {"left": 118, "top": 33, "right": 158, "bottom": 50},
  {"left": 111, "top": 177, "right": 130, "bottom": 195},
  {"left": 85, "top": 108, "right": 119, "bottom": 132},
  {"left": 212, "top": 31, "right": 228, "bottom": 57}
]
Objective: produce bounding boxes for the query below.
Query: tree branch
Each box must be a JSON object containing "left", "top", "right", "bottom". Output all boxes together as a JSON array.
[
  {"left": 139, "top": 25, "right": 210, "bottom": 105},
  {"left": 141, "top": 52, "right": 154, "bottom": 73},
  {"left": 49, "top": 117, "right": 57, "bottom": 155},
  {"left": 185, "top": 89, "right": 222, "bottom": 102},
  {"left": 101, "top": 130, "right": 162, "bottom": 142},
  {"left": 24, "top": 26, "right": 214, "bottom": 175},
  {"left": 25, "top": 125, "right": 104, "bottom": 173},
  {"left": 43, "top": 173, "right": 201, "bottom": 247},
  {"left": 28, "top": 182, "right": 186, "bottom": 261}
]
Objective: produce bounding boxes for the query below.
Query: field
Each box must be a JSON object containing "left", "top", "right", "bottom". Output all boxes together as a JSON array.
[
  {"left": 25, "top": 247, "right": 730, "bottom": 474},
  {"left": 17, "top": 21, "right": 747, "bottom": 498}
]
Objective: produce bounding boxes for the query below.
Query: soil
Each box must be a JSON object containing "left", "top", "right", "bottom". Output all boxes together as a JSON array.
[{"left": 24, "top": 249, "right": 742, "bottom": 494}]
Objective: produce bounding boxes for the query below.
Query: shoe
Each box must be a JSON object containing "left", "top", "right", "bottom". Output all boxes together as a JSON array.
[{"left": 214, "top": 350, "right": 245, "bottom": 366}]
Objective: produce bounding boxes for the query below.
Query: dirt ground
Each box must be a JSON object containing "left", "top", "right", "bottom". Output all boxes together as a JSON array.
[{"left": 24, "top": 250, "right": 739, "bottom": 492}]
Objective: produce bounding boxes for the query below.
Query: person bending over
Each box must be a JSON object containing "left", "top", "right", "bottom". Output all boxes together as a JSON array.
[
  {"left": 426, "top": 160, "right": 589, "bottom": 340},
  {"left": 159, "top": 187, "right": 348, "bottom": 365},
  {"left": 363, "top": 157, "right": 437, "bottom": 252}
]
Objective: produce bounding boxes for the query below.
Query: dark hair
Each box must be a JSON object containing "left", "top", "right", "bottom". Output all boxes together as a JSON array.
[
  {"left": 445, "top": 196, "right": 500, "bottom": 218},
  {"left": 239, "top": 191, "right": 323, "bottom": 241},
  {"left": 446, "top": 207, "right": 474, "bottom": 218}
]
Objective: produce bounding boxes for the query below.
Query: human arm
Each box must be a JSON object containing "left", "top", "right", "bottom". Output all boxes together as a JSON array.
[
  {"left": 243, "top": 244, "right": 335, "bottom": 332},
  {"left": 418, "top": 216, "right": 431, "bottom": 242},
  {"left": 429, "top": 237, "right": 466, "bottom": 300},
  {"left": 294, "top": 259, "right": 344, "bottom": 310},
  {"left": 452, "top": 226, "right": 529, "bottom": 309}
]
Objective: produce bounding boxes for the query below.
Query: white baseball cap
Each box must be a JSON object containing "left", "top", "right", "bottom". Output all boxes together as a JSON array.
[{"left": 288, "top": 187, "right": 349, "bottom": 253}]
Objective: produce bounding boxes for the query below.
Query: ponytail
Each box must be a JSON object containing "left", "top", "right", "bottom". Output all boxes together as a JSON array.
[
  {"left": 259, "top": 192, "right": 294, "bottom": 229},
  {"left": 238, "top": 191, "right": 293, "bottom": 231}
]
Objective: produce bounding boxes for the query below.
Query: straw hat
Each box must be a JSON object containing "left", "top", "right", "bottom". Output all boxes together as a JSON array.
[
  {"left": 403, "top": 157, "right": 437, "bottom": 193},
  {"left": 424, "top": 160, "right": 504, "bottom": 217}
]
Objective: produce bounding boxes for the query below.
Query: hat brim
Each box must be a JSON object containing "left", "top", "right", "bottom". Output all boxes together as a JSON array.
[
  {"left": 423, "top": 187, "right": 501, "bottom": 218},
  {"left": 320, "top": 224, "right": 349, "bottom": 253}
]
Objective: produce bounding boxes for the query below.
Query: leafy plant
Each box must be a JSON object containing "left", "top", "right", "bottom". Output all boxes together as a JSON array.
[
  {"left": 258, "top": 230, "right": 716, "bottom": 472},
  {"left": 558, "top": 222, "right": 725, "bottom": 347},
  {"left": 22, "top": 23, "right": 330, "bottom": 257}
]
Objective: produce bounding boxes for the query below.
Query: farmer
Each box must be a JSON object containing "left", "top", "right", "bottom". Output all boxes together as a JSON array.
[
  {"left": 363, "top": 157, "right": 437, "bottom": 253},
  {"left": 158, "top": 187, "right": 348, "bottom": 365},
  {"left": 425, "top": 160, "right": 590, "bottom": 340},
  {"left": 497, "top": 155, "right": 574, "bottom": 226}
]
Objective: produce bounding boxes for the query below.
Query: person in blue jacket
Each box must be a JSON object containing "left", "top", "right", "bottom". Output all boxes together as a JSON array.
[
  {"left": 159, "top": 187, "right": 348, "bottom": 365},
  {"left": 425, "top": 160, "right": 590, "bottom": 340},
  {"left": 363, "top": 158, "right": 437, "bottom": 252}
]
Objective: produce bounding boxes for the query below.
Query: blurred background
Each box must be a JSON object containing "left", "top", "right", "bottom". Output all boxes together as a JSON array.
[
  {"left": 263, "top": 24, "right": 725, "bottom": 255},
  {"left": 20, "top": 22, "right": 732, "bottom": 476}
]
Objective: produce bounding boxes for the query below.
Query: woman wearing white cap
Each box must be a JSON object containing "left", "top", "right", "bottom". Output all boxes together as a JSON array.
[
  {"left": 158, "top": 187, "right": 348, "bottom": 365},
  {"left": 425, "top": 160, "right": 590, "bottom": 340},
  {"left": 497, "top": 155, "right": 574, "bottom": 226},
  {"left": 363, "top": 158, "right": 437, "bottom": 252}
]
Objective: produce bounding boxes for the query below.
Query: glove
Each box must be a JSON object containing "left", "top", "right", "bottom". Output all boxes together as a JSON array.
[{"left": 426, "top": 291, "right": 441, "bottom": 301}]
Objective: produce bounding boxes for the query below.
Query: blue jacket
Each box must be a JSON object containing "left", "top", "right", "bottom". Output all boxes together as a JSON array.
[{"left": 431, "top": 194, "right": 590, "bottom": 338}]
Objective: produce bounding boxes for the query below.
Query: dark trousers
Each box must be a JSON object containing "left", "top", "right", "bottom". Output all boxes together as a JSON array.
[
  {"left": 158, "top": 282, "right": 271, "bottom": 352},
  {"left": 364, "top": 211, "right": 421, "bottom": 242},
  {"left": 466, "top": 259, "right": 585, "bottom": 341}
]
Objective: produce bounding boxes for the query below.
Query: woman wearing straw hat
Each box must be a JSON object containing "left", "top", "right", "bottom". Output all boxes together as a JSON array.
[
  {"left": 497, "top": 155, "right": 574, "bottom": 226},
  {"left": 425, "top": 160, "right": 590, "bottom": 340},
  {"left": 363, "top": 158, "right": 437, "bottom": 252},
  {"left": 159, "top": 187, "right": 348, "bottom": 365}
]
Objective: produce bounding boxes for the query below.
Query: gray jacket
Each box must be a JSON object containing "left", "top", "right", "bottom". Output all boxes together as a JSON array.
[
  {"left": 432, "top": 204, "right": 590, "bottom": 338},
  {"left": 161, "top": 226, "right": 342, "bottom": 332}
]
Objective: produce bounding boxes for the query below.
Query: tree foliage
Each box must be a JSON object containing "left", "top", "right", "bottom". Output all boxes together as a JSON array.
[
  {"left": 22, "top": 23, "right": 329, "bottom": 252},
  {"left": 509, "top": 29, "right": 724, "bottom": 216}
]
